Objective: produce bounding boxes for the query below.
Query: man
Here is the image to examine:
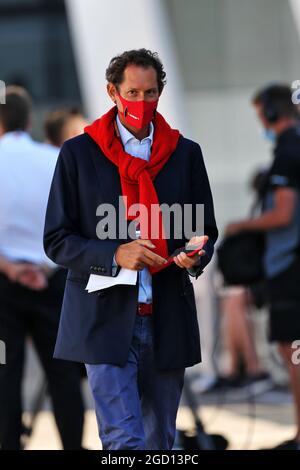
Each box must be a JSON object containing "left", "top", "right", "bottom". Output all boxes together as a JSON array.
[
  {"left": 44, "top": 49, "right": 218, "bottom": 450},
  {"left": 0, "top": 86, "right": 85, "bottom": 449},
  {"left": 226, "top": 84, "right": 300, "bottom": 450}
]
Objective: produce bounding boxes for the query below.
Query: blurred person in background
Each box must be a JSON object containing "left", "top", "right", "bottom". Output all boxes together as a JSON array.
[
  {"left": 226, "top": 84, "right": 300, "bottom": 450},
  {"left": 44, "top": 107, "right": 89, "bottom": 383},
  {"left": 218, "top": 285, "right": 269, "bottom": 390},
  {"left": 216, "top": 169, "right": 271, "bottom": 393},
  {"left": 0, "top": 86, "right": 85, "bottom": 450},
  {"left": 44, "top": 108, "right": 87, "bottom": 148}
]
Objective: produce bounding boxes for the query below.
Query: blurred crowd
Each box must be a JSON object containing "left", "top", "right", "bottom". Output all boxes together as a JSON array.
[
  {"left": 0, "top": 86, "right": 88, "bottom": 450},
  {"left": 189, "top": 84, "right": 300, "bottom": 451}
]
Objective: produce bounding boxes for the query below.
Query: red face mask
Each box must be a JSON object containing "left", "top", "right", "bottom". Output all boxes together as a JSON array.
[{"left": 117, "top": 93, "right": 158, "bottom": 129}]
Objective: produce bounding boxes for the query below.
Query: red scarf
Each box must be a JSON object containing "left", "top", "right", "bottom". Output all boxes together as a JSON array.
[{"left": 84, "top": 106, "right": 180, "bottom": 274}]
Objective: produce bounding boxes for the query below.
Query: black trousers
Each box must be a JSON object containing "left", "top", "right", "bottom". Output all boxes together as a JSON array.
[
  {"left": 267, "top": 255, "right": 300, "bottom": 342},
  {"left": 0, "top": 268, "right": 84, "bottom": 450}
]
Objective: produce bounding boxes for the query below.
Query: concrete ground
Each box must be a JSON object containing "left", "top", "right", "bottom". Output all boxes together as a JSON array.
[
  {"left": 22, "top": 367, "right": 295, "bottom": 450},
  {"left": 22, "top": 318, "right": 296, "bottom": 451},
  {"left": 23, "top": 401, "right": 295, "bottom": 450}
]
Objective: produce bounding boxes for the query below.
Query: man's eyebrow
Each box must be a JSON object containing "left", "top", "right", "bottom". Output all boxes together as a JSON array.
[{"left": 126, "top": 87, "right": 158, "bottom": 92}]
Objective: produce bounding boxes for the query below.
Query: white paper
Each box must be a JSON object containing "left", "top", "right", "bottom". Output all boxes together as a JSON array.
[{"left": 85, "top": 268, "right": 138, "bottom": 293}]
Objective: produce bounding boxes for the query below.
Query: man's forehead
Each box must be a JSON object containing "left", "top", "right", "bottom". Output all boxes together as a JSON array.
[{"left": 121, "top": 65, "right": 158, "bottom": 88}]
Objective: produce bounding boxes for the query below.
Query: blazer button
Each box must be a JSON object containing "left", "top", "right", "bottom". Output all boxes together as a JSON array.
[
  {"left": 101, "top": 267, "right": 106, "bottom": 272},
  {"left": 90, "top": 265, "right": 94, "bottom": 270}
]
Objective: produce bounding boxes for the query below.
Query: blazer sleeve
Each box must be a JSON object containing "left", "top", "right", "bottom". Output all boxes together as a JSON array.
[
  {"left": 187, "top": 142, "right": 218, "bottom": 279},
  {"left": 43, "top": 142, "right": 121, "bottom": 276}
]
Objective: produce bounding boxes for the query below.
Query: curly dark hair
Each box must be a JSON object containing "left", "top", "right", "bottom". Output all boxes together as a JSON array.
[{"left": 106, "top": 49, "right": 166, "bottom": 94}]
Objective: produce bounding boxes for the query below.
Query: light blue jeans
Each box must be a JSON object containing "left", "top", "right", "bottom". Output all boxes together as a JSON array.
[{"left": 85, "top": 314, "right": 185, "bottom": 450}]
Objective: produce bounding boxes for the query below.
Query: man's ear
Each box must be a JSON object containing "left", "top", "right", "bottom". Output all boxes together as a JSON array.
[{"left": 107, "top": 83, "right": 117, "bottom": 103}]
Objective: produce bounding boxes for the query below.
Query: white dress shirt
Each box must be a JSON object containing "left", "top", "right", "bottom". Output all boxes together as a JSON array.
[{"left": 0, "top": 131, "right": 59, "bottom": 267}]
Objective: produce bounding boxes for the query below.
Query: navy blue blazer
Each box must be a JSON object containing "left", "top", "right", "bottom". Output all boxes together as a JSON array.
[{"left": 43, "top": 132, "right": 218, "bottom": 370}]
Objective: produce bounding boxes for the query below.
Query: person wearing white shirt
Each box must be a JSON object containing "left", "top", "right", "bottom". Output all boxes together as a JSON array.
[{"left": 0, "top": 86, "right": 84, "bottom": 450}]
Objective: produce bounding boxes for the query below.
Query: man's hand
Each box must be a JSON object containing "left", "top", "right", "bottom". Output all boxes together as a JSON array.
[
  {"left": 4, "top": 262, "right": 32, "bottom": 283},
  {"left": 115, "top": 239, "right": 167, "bottom": 270},
  {"left": 17, "top": 267, "right": 48, "bottom": 290},
  {"left": 4, "top": 262, "right": 48, "bottom": 290},
  {"left": 173, "top": 235, "right": 208, "bottom": 270}
]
